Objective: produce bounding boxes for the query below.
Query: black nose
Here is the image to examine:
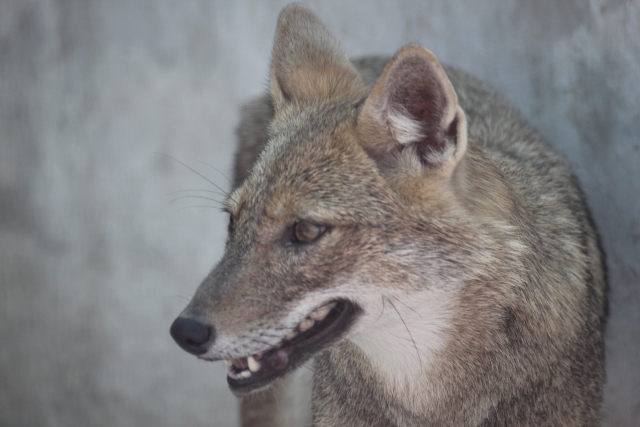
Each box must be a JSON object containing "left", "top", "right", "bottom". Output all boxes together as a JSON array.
[{"left": 170, "top": 317, "right": 214, "bottom": 355}]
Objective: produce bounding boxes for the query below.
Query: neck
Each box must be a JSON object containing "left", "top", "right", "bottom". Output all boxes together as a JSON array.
[{"left": 348, "top": 288, "right": 455, "bottom": 409}]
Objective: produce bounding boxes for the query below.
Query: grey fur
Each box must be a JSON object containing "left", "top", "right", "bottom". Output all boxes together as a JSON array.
[{"left": 175, "top": 4, "right": 607, "bottom": 426}]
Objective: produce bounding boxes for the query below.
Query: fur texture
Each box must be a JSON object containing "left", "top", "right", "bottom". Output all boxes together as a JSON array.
[{"left": 172, "top": 4, "right": 607, "bottom": 426}]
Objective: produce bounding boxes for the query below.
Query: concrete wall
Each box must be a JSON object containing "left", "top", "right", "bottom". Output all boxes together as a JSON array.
[{"left": 1, "top": 0, "right": 638, "bottom": 426}]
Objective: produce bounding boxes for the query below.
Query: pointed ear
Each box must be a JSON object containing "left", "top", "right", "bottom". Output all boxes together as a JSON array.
[
  {"left": 357, "top": 44, "right": 467, "bottom": 178},
  {"left": 269, "top": 4, "right": 366, "bottom": 109}
]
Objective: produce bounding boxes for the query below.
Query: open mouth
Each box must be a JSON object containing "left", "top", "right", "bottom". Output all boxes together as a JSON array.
[{"left": 225, "top": 299, "right": 359, "bottom": 395}]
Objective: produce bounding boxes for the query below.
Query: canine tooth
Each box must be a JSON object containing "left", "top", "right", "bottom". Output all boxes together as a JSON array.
[
  {"left": 238, "top": 370, "right": 252, "bottom": 379},
  {"left": 285, "top": 330, "right": 298, "bottom": 340},
  {"left": 299, "top": 318, "right": 315, "bottom": 332},
  {"left": 247, "top": 356, "right": 261, "bottom": 373},
  {"left": 309, "top": 303, "right": 335, "bottom": 321},
  {"left": 225, "top": 360, "right": 233, "bottom": 367}
]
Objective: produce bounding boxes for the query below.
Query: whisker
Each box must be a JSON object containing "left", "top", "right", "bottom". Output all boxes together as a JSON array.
[
  {"left": 376, "top": 295, "right": 387, "bottom": 322},
  {"left": 157, "top": 153, "right": 231, "bottom": 198},
  {"left": 269, "top": 385, "right": 280, "bottom": 406},
  {"left": 166, "top": 195, "right": 225, "bottom": 208},
  {"left": 196, "top": 161, "right": 233, "bottom": 186},
  {"left": 394, "top": 298, "right": 423, "bottom": 319},
  {"left": 385, "top": 296, "right": 423, "bottom": 372},
  {"left": 178, "top": 205, "right": 226, "bottom": 212},
  {"left": 302, "top": 364, "right": 317, "bottom": 375},
  {"left": 167, "top": 189, "right": 228, "bottom": 198},
  {"left": 168, "top": 295, "right": 193, "bottom": 303}
]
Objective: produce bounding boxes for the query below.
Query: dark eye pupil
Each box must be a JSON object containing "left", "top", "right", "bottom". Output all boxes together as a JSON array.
[{"left": 294, "top": 221, "right": 324, "bottom": 243}]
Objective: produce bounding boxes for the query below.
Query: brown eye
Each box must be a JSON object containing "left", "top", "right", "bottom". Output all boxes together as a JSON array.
[{"left": 293, "top": 220, "right": 326, "bottom": 244}]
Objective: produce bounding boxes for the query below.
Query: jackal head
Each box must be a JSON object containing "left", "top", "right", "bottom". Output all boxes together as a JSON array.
[{"left": 171, "top": 4, "right": 470, "bottom": 396}]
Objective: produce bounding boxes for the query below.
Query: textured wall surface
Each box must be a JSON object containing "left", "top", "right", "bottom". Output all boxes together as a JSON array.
[{"left": 1, "top": 0, "right": 638, "bottom": 426}]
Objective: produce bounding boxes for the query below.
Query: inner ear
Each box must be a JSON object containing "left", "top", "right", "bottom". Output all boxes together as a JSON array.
[
  {"left": 357, "top": 44, "right": 467, "bottom": 174},
  {"left": 385, "top": 55, "right": 450, "bottom": 159}
]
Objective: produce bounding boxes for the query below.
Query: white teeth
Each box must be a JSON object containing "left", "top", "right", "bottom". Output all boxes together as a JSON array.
[
  {"left": 299, "top": 318, "right": 315, "bottom": 332},
  {"left": 247, "top": 356, "right": 261, "bottom": 373},
  {"left": 309, "top": 303, "right": 336, "bottom": 321},
  {"left": 285, "top": 330, "right": 299, "bottom": 340},
  {"left": 225, "top": 301, "right": 339, "bottom": 374},
  {"left": 227, "top": 368, "right": 252, "bottom": 380}
]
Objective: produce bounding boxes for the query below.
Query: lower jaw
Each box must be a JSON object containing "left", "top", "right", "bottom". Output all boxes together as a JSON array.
[
  {"left": 227, "top": 370, "right": 282, "bottom": 396},
  {"left": 225, "top": 299, "right": 360, "bottom": 395}
]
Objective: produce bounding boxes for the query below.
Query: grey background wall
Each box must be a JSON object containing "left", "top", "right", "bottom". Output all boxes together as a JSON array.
[{"left": 1, "top": 0, "right": 638, "bottom": 426}]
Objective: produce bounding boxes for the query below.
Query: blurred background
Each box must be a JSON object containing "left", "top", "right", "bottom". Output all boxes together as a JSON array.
[{"left": 1, "top": 0, "right": 638, "bottom": 426}]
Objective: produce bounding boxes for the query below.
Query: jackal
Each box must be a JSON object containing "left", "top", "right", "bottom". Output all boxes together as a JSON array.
[{"left": 170, "top": 4, "right": 607, "bottom": 426}]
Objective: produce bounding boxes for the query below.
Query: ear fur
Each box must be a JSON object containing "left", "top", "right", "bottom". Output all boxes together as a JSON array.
[
  {"left": 357, "top": 44, "right": 468, "bottom": 178},
  {"left": 269, "top": 4, "right": 366, "bottom": 109}
]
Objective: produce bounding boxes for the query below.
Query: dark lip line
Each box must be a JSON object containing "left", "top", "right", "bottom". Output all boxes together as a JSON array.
[{"left": 226, "top": 299, "right": 360, "bottom": 395}]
